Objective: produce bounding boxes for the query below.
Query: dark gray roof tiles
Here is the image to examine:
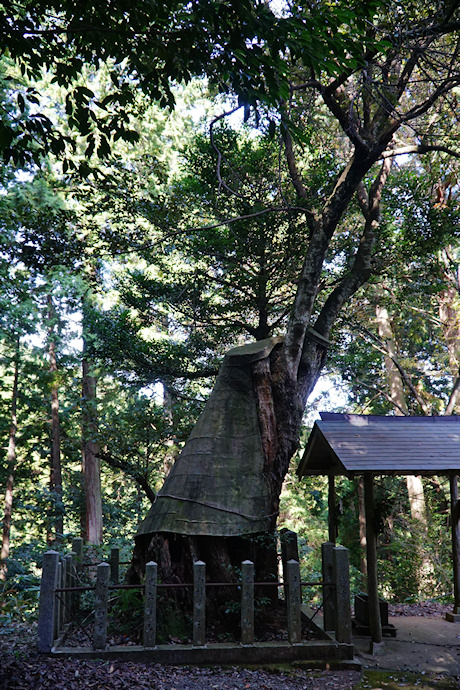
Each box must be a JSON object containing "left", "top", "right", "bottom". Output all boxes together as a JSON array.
[{"left": 297, "top": 413, "right": 460, "bottom": 477}]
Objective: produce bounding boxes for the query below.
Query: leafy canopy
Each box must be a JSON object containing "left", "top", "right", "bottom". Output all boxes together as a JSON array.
[{"left": 0, "top": 0, "right": 401, "bottom": 166}]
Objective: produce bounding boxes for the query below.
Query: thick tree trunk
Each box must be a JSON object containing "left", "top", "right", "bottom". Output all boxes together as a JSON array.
[
  {"left": 47, "top": 295, "right": 63, "bottom": 545},
  {"left": 1, "top": 339, "right": 19, "bottom": 580}
]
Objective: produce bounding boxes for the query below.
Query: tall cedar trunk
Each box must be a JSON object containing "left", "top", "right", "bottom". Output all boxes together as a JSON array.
[
  {"left": 47, "top": 295, "right": 63, "bottom": 545},
  {"left": 0, "top": 338, "right": 19, "bottom": 580},
  {"left": 81, "top": 291, "right": 103, "bottom": 545},
  {"left": 375, "top": 303, "right": 430, "bottom": 592},
  {"left": 81, "top": 357, "right": 102, "bottom": 544}
]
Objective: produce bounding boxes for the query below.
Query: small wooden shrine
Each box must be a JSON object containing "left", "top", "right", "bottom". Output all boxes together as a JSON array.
[{"left": 298, "top": 413, "right": 460, "bottom": 650}]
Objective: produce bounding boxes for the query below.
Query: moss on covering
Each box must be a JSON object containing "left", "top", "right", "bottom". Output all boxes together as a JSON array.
[{"left": 137, "top": 338, "right": 283, "bottom": 537}]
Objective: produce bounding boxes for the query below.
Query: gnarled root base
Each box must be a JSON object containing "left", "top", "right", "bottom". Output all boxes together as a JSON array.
[{"left": 125, "top": 531, "right": 280, "bottom": 638}]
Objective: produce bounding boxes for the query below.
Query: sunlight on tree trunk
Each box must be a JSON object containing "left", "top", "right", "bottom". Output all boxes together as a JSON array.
[
  {"left": 357, "top": 477, "right": 367, "bottom": 584},
  {"left": 439, "top": 278, "right": 460, "bottom": 414},
  {"left": 81, "top": 356, "right": 102, "bottom": 545}
]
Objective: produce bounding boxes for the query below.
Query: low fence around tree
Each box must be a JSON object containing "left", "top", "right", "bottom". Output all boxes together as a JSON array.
[{"left": 37, "top": 536, "right": 355, "bottom": 665}]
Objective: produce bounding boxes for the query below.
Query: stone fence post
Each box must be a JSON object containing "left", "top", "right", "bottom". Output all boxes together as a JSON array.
[
  {"left": 333, "top": 545, "right": 352, "bottom": 644},
  {"left": 37, "top": 550, "right": 59, "bottom": 653},
  {"left": 241, "top": 560, "right": 254, "bottom": 644},
  {"left": 110, "top": 547, "right": 120, "bottom": 583},
  {"left": 322, "top": 541, "right": 336, "bottom": 634},
  {"left": 286, "top": 559, "right": 302, "bottom": 643},
  {"left": 71, "top": 537, "right": 83, "bottom": 565},
  {"left": 93, "top": 562, "right": 109, "bottom": 650},
  {"left": 193, "top": 561, "right": 206, "bottom": 646},
  {"left": 144, "top": 561, "right": 158, "bottom": 647}
]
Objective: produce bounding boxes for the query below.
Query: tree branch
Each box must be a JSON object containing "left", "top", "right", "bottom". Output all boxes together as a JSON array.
[
  {"left": 98, "top": 450, "right": 155, "bottom": 503},
  {"left": 382, "top": 144, "right": 460, "bottom": 159},
  {"left": 354, "top": 326, "right": 431, "bottom": 415},
  {"left": 209, "top": 106, "right": 248, "bottom": 200},
  {"left": 445, "top": 372, "right": 460, "bottom": 415},
  {"left": 313, "top": 156, "right": 393, "bottom": 341},
  {"left": 282, "top": 124, "right": 310, "bottom": 201}
]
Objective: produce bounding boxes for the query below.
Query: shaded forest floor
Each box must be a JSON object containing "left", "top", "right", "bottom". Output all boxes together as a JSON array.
[
  {"left": 0, "top": 621, "right": 360, "bottom": 690},
  {"left": 1, "top": 604, "right": 459, "bottom": 689}
]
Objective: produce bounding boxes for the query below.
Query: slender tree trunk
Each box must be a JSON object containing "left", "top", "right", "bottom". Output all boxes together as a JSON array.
[
  {"left": 47, "top": 295, "right": 63, "bottom": 545},
  {"left": 439, "top": 283, "right": 460, "bottom": 379},
  {"left": 162, "top": 381, "right": 178, "bottom": 477},
  {"left": 375, "top": 304, "right": 427, "bottom": 522},
  {"left": 81, "top": 356, "right": 102, "bottom": 545},
  {"left": 357, "top": 477, "right": 367, "bottom": 584},
  {"left": 375, "top": 303, "right": 430, "bottom": 592},
  {"left": 364, "top": 473, "right": 383, "bottom": 647},
  {"left": 439, "top": 280, "right": 460, "bottom": 414},
  {"left": 81, "top": 291, "right": 103, "bottom": 545},
  {"left": 375, "top": 304, "right": 409, "bottom": 416},
  {"left": 0, "top": 338, "right": 19, "bottom": 580}
]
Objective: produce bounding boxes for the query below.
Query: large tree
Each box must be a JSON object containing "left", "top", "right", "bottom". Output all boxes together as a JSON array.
[{"left": 125, "top": 3, "right": 460, "bottom": 589}]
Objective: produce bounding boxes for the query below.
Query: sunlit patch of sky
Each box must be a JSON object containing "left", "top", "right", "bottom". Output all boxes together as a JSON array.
[{"left": 305, "top": 374, "right": 350, "bottom": 427}]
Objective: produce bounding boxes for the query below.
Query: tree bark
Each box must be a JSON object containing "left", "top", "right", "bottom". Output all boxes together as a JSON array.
[
  {"left": 47, "top": 294, "right": 63, "bottom": 545},
  {"left": 364, "top": 473, "right": 383, "bottom": 646},
  {"left": 357, "top": 477, "right": 367, "bottom": 583},
  {"left": 81, "top": 355, "right": 102, "bottom": 545},
  {"left": 375, "top": 303, "right": 430, "bottom": 592},
  {"left": 1, "top": 338, "right": 19, "bottom": 580},
  {"left": 81, "top": 284, "right": 103, "bottom": 545}
]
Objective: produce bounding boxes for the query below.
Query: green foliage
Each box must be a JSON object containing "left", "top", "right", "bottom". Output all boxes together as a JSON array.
[
  {"left": 0, "top": 1, "right": 396, "bottom": 166},
  {"left": 108, "top": 588, "right": 143, "bottom": 642}
]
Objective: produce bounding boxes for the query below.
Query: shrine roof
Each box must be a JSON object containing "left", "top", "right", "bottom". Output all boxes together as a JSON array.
[{"left": 297, "top": 413, "right": 460, "bottom": 477}]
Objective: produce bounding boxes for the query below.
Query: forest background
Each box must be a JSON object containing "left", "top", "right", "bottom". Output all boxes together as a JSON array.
[{"left": 1, "top": 0, "right": 460, "bottom": 630}]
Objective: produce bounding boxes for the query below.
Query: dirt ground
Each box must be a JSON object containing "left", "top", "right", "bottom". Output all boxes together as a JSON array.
[
  {"left": 0, "top": 619, "right": 358, "bottom": 690},
  {"left": 1, "top": 603, "right": 459, "bottom": 689}
]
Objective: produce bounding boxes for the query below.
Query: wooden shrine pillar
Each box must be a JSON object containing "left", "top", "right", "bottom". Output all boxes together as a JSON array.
[
  {"left": 447, "top": 473, "right": 460, "bottom": 622},
  {"left": 328, "top": 475, "right": 337, "bottom": 544},
  {"left": 363, "top": 472, "right": 383, "bottom": 651}
]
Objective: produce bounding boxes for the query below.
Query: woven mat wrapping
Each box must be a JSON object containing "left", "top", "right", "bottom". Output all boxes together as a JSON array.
[{"left": 136, "top": 337, "right": 283, "bottom": 537}]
